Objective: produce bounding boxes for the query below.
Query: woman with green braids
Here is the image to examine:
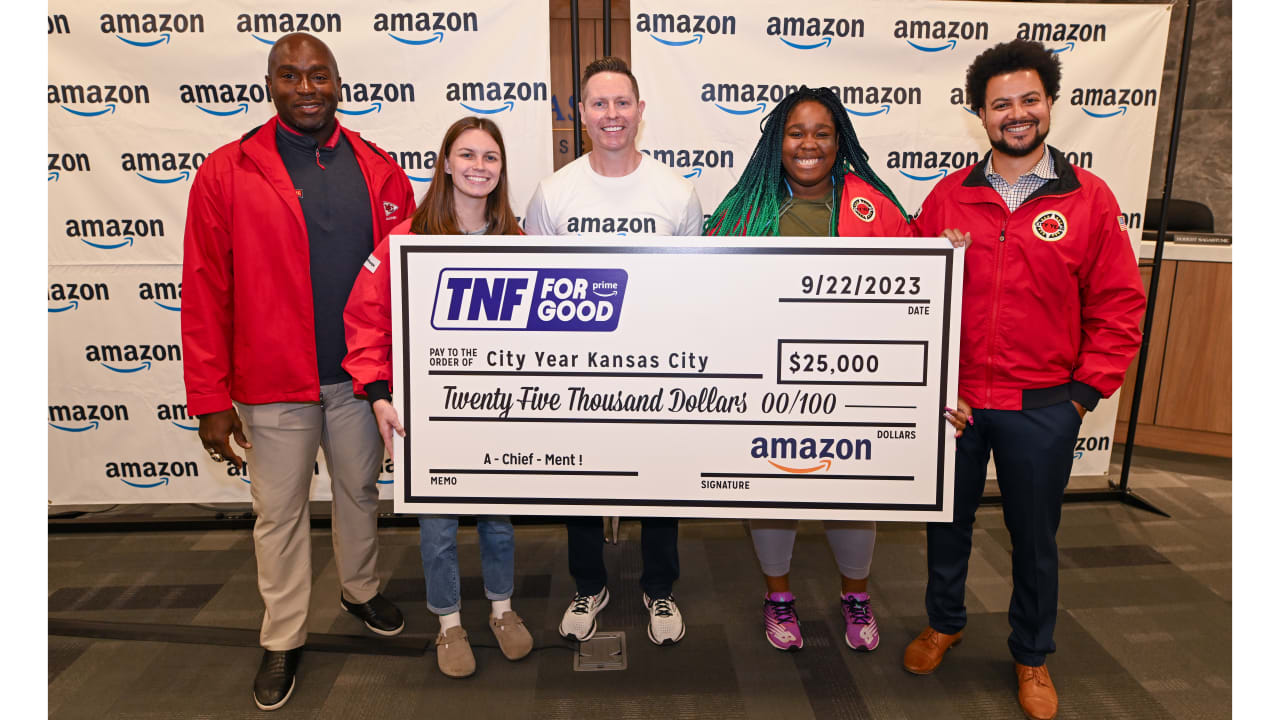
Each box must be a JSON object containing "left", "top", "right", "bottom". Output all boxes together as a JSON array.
[
  {"left": 705, "top": 85, "right": 911, "bottom": 238},
  {"left": 705, "top": 86, "right": 909, "bottom": 654}
]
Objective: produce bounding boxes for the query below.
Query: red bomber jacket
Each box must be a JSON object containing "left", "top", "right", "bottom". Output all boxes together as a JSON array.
[
  {"left": 181, "top": 116, "right": 416, "bottom": 416},
  {"left": 835, "top": 172, "right": 913, "bottom": 237},
  {"left": 913, "top": 146, "right": 1146, "bottom": 411},
  {"left": 706, "top": 171, "right": 912, "bottom": 237},
  {"left": 342, "top": 219, "right": 526, "bottom": 399}
]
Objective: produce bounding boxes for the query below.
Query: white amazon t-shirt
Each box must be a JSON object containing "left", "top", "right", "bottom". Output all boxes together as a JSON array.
[{"left": 523, "top": 154, "right": 704, "bottom": 236}]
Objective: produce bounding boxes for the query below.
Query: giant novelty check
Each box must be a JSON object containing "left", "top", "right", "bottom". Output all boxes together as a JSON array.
[{"left": 390, "top": 237, "right": 962, "bottom": 521}]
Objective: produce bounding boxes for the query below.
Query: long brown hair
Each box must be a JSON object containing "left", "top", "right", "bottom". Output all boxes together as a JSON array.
[{"left": 409, "top": 117, "right": 521, "bottom": 235}]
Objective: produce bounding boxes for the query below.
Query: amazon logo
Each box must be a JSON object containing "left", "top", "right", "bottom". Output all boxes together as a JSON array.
[
  {"left": 48, "top": 83, "right": 150, "bottom": 117},
  {"left": 767, "top": 15, "right": 864, "bottom": 50},
  {"left": 178, "top": 82, "right": 269, "bottom": 117},
  {"left": 635, "top": 12, "right": 735, "bottom": 46},
  {"left": 445, "top": 80, "right": 546, "bottom": 115},
  {"left": 337, "top": 81, "right": 416, "bottom": 116},
  {"left": 120, "top": 151, "right": 205, "bottom": 184},
  {"left": 641, "top": 147, "right": 734, "bottom": 179},
  {"left": 893, "top": 19, "right": 988, "bottom": 53},
  {"left": 105, "top": 459, "right": 198, "bottom": 489},
  {"left": 49, "top": 281, "right": 111, "bottom": 312},
  {"left": 387, "top": 148, "right": 437, "bottom": 183},
  {"left": 1071, "top": 87, "right": 1157, "bottom": 119},
  {"left": 886, "top": 149, "right": 980, "bottom": 182},
  {"left": 100, "top": 12, "right": 205, "bottom": 46},
  {"left": 751, "top": 436, "right": 871, "bottom": 473},
  {"left": 84, "top": 343, "right": 181, "bottom": 374},
  {"left": 49, "top": 403, "right": 130, "bottom": 432},
  {"left": 373, "top": 10, "right": 477, "bottom": 45},
  {"left": 156, "top": 403, "right": 197, "bottom": 431},
  {"left": 64, "top": 217, "right": 164, "bottom": 251},
  {"left": 1016, "top": 21, "right": 1107, "bottom": 50},
  {"left": 139, "top": 281, "right": 182, "bottom": 312},
  {"left": 236, "top": 12, "right": 342, "bottom": 45},
  {"left": 49, "top": 152, "right": 91, "bottom": 183}
]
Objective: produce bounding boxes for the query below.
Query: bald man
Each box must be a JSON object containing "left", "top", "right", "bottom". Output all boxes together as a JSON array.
[{"left": 181, "top": 33, "right": 415, "bottom": 711}]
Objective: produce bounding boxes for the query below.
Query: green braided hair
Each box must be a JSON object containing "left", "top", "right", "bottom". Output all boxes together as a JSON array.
[{"left": 704, "top": 85, "right": 910, "bottom": 236}]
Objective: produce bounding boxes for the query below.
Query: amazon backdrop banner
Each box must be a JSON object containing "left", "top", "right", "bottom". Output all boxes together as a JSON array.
[
  {"left": 631, "top": 0, "right": 1171, "bottom": 477},
  {"left": 48, "top": 0, "right": 552, "bottom": 504}
]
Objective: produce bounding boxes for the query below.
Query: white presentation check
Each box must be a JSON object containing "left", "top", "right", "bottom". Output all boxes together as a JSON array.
[{"left": 391, "top": 236, "right": 962, "bottom": 521}]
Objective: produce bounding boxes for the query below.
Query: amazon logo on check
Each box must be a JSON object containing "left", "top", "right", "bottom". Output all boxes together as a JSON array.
[{"left": 751, "top": 436, "right": 871, "bottom": 474}]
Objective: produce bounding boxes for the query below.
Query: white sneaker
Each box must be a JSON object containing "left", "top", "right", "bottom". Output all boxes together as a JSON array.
[
  {"left": 558, "top": 587, "right": 609, "bottom": 641},
  {"left": 644, "top": 593, "right": 686, "bottom": 646}
]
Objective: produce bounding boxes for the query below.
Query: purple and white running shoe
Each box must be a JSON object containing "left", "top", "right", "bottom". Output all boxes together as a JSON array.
[
  {"left": 763, "top": 592, "right": 803, "bottom": 651},
  {"left": 841, "top": 592, "right": 880, "bottom": 651}
]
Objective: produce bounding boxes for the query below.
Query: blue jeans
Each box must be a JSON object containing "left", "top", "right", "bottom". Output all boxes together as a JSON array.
[{"left": 418, "top": 515, "right": 515, "bottom": 615}]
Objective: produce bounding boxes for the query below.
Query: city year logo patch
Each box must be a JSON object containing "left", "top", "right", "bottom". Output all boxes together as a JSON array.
[
  {"left": 850, "top": 196, "right": 876, "bottom": 222},
  {"left": 1032, "top": 210, "right": 1067, "bottom": 242}
]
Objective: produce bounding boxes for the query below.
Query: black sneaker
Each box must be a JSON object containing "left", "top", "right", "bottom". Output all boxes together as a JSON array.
[
  {"left": 340, "top": 592, "right": 405, "bottom": 636},
  {"left": 253, "top": 648, "right": 301, "bottom": 711}
]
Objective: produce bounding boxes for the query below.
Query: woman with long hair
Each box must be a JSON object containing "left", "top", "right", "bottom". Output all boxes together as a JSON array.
[
  {"left": 705, "top": 86, "right": 921, "bottom": 654},
  {"left": 343, "top": 116, "right": 528, "bottom": 679}
]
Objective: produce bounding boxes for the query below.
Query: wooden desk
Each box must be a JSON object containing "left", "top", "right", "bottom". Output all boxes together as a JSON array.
[{"left": 1115, "top": 242, "right": 1231, "bottom": 457}]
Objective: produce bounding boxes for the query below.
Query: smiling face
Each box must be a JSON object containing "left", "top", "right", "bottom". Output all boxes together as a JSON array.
[
  {"left": 780, "top": 100, "right": 838, "bottom": 200},
  {"left": 578, "top": 71, "right": 645, "bottom": 154},
  {"left": 266, "top": 34, "right": 340, "bottom": 143},
  {"left": 445, "top": 128, "right": 502, "bottom": 201},
  {"left": 979, "top": 69, "right": 1052, "bottom": 159}
]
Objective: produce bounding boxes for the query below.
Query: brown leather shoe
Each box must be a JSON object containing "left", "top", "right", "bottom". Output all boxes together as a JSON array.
[
  {"left": 489, "top": 611, "right": 533, "bottom": 661},
  {"left": 434, "top": 626, "right": 476, "bottom": 679},
  {"left": 902, "top": 627, "right": 963, "bottom": 675},
  {"left": 1015, "top": 662, "right": 1058, "bottom": 720}
]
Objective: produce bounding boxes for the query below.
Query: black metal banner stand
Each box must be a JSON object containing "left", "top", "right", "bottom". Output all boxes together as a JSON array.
[
  {"left": 570, "top": 0, "right": 582, "bottom": 158},
  {"left": 1107, "top": 0, "right": 1200, "bottom": 518},
  {"left": 602, "top": 0, "right": 611, "bottom": 56}
]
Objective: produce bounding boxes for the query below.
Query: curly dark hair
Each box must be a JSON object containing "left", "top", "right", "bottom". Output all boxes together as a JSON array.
[{"left": 965, "top": 39, "right": 1061, "bottom": 112}]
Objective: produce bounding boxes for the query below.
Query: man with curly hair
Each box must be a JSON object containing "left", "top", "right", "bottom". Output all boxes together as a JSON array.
[{"left": 903, "top": 40, "right": 1146, "bottom": 720}]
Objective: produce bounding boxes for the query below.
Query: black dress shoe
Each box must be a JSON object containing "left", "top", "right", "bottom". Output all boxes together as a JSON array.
[
  {"left": 340, "top": 592, "right": 405, "bottom": 636},
  {"left": 253, "top": 647, "right": 301, "bottom": 711}
]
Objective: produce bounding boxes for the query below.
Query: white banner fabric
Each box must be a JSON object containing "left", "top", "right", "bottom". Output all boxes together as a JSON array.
[
  {"left": 48, "top": 0, "right": 552, "bottom": 504},
  {"left": 630, "top": 0, "right": 1171, "bottom": 476}
]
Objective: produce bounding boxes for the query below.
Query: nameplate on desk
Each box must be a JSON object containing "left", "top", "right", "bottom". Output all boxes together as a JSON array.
[
  {"left": 389, "top": 236, "right": 962, "bottom": 521},
  {"left": 1141, "top": 230, "right": 1232, "bottom": 245}
]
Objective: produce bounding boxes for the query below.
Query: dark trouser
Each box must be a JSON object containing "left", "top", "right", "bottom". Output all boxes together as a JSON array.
[
  {"left": 925, "top": 400, "right": 1082, "bottom": 667},
  {"left": 565, "top": 516, "right": 680, "bottom": 599}
]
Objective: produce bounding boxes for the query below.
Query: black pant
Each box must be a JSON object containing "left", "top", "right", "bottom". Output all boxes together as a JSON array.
[
  {"left": 925, "top": 400, "right": 1081, "bottom": 666},
  {"left": 565, "top": 516, "right": 680, "bottom": 599}
]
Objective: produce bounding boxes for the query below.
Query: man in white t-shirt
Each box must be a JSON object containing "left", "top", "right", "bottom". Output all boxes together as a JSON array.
[
  {"left": 524, "top": 59, "right": 702, "bottom": 237},
  {"left": 525, "top": 57, "right": 701, "bottom": 647}
]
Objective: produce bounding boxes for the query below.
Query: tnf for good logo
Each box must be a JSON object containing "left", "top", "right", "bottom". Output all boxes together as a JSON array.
[
  {"left": 1033, "top": 211, "right": 1068, "bottom": 242},
  {"left": 431, "top": 268, "right": 627, "bottom": 331}
]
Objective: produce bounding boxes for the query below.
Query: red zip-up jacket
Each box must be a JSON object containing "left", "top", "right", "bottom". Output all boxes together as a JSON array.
[
  {"left": 706, "top": 172, "right": 911, "bottom": 237},
  {"left": 181, "top": 116, "right": 416, "bottom": 416},
  {"left": 913, "top": 147, "right": 1145, "bottom": 411},
  {"left": 342, "top": 220, "right": 525, "bottom": 400}
]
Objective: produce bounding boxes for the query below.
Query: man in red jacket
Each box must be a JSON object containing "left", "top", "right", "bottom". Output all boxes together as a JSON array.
[
  {"left": 906, "top": 40, "right": 1145, "bottom": 720},
  {"left": 180, "top": 33, "right": 416, "bottom": 711}
]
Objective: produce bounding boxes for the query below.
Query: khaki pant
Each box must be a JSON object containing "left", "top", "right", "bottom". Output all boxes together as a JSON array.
[{"left": 237, "top": 381, "right": 384, "bottom": 650}]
